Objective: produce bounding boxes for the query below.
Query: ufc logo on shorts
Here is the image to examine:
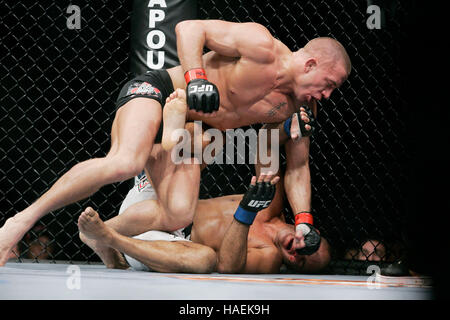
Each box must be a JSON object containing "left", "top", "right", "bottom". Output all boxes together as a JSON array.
[
  {"left": 248, "top": 200, "right": 271, "bottom": 208},
  {"left": 136, "top": 83, "right": 153, "bottom": 94},
  {"left": 189, "top": 84, "right": 213, "bottom": 94}
]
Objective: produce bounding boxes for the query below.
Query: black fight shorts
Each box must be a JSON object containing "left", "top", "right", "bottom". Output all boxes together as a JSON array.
[{"left": 114, "top": 69, "right": 175, "bottom": 143}]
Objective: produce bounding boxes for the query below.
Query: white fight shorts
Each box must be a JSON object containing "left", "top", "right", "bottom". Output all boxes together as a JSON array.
[{"left": 119, "top": 172, "right": 191, "bottom": 271}]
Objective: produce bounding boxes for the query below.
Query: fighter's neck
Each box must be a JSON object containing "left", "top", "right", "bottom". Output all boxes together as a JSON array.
[
  {"left": 273, "top": 46, "right": 296, "bottom": 94},
  {"left": 259, "top": 216, "right": 287, "bottom": 244}
]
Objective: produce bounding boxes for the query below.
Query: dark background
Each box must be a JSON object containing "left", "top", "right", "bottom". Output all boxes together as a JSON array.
[{"left": 0, "top": 1, "right": 426, "bottom": 275}]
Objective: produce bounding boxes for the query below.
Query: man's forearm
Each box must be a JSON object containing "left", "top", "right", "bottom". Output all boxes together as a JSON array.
[
  {"left": 284, "top": 165, "right": 311, "bottom": 213},
  {"left": 255, "top": 123, "right": 288, "bottom": 176},
  {"left": 175, "top": 20, "right": 206, "bottom": 71},
  {"left": 217, "top": 219, "right": 249, "bottom": 273}
]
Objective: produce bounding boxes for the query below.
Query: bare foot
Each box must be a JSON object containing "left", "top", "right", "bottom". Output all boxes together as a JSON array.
[
  {"left": 161, "top": 88, "right": 188, "bottom": 151},
  {"left": 0, "top": 217, "right": 26, "bottom": 266},
  {"left": 78, "top": 207, "right": 112, "bottom": 242},
  {"left": 78, "top": 207, "right": 128, "bottom": 269}
]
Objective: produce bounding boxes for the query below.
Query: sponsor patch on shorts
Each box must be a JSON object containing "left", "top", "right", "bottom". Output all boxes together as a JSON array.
[
  {"left": 126, "top": 81, "right": 162, "bottom": 99},
  {"left": 137, "top": 174, "right": 150, "bottom": 192}
]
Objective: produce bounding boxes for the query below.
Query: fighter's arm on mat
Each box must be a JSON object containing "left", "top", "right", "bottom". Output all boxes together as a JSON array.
[{"left": 175, "top": 19, "right": 276, "bottom": 70}]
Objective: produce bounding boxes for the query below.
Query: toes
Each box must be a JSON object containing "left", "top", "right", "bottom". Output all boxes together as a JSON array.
[
  {"left": 78, "top": 207, "right": 94, "bottom": 226},
  {"left": 166, "top": 89, "right": 187, "bottom": 105},
  {"left": 79, "top": 212, "right": 88, "bottom": 224},
  {"left": 176, "top": 88, "right": 186, "bottom": 99},
  {"left": 85, "top": 207, "right": 96, "bottom": 217}
]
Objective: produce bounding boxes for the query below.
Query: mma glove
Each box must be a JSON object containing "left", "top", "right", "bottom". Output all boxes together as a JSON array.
[
  {"left": 295, "top": 212, "right": 321, "bottom": 255},
  {"left": 233, "top": 179, "right": 276, "bottom": 225},
  {"left": 283, "top": 105, "right": 316, "bottom": 138},
  {"left": 185, "top": 68, "right": 220, "bottom": 113}
]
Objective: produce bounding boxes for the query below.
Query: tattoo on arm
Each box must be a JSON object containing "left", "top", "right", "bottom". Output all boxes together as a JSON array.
[{"left": 266, "top": 102, "right": 287, "bottom": 117}]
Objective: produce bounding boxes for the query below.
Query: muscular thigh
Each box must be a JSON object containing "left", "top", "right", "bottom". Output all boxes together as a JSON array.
[
  {"left": 145, "top": 121, "right": 223, "bottom": 200},
  {"left": 145, "top": 144, "right": 200, "bottom": 202},
  {"left": 109, "top": 98, "right": 162, "bottom": 162}
]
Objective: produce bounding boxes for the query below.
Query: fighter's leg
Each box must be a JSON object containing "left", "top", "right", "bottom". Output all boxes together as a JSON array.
[
  {"left": 78, "top": 205, "right": 129, "bottom": 270},
  {"left": 0, "top": 97, "right": 162, "bottom": 266},
  {"left": 111, "top": 90, "right": 204, "bottom": 233},
  {"left": 161, "top": 88, "right": 188, "bottom": 151},
  {"left": 105, "top": 121, "right": 220, "bottom": 235},
  {"left": 81, "top": 94, "right": 219, "bottom": 264},
  {"left": 78, "top": 207, "right": 216, "bottom": 273},
  {"left": 101, "top": 144, "right": 203, "bottom": 236}
]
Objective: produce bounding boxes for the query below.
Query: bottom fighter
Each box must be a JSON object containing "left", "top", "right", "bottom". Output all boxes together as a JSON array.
[
  {"left": 78, "top": 172, "right": 331, "bottom": 274},
  {"left": 77, "top": 90, "right": 330, "bottom": 274}
]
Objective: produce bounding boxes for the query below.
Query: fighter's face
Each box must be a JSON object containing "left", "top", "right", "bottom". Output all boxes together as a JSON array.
[
  {"left": 274, "top": 226, "right": 307, "bottom": 271},
  {"left": 295, "top": 61, "right": 347, "bottom": 103},
  {"left": 275, "top": 224, "right": 329, "bottom": 273}
]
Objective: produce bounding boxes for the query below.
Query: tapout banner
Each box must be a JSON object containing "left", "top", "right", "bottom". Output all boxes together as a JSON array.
[{"left": 130, "top": 0, "right": 198, "bottom": 74}]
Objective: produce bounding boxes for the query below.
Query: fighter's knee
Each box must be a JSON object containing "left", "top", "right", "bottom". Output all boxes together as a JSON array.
[
  {"left": 196, "top": 247, "right": 217, "bottom": 273},
  {"left": 182, "top": 245, "right": 216, "bottom": 274},
  {"left": 106, "top": 154, "right": 147, "bottom": 181},
  {"left": 164, "top": 201, "right": 196, "bottom": 230},
  {"left": 203, "top": 247, "right": 217, "bottom": 273}
]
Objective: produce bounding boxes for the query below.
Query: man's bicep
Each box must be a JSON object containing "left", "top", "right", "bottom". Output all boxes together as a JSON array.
[{"left": 202, "top": 20, "right": 275, "bottom": 62}]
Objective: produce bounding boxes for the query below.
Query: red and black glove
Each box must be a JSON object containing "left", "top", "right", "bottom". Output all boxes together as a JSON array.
[
  {"left": 185, "top": 68, "right": 220, "bottom": 113},
  {"left": 295, "top": 212, "right": 321, "bottom": 255}
]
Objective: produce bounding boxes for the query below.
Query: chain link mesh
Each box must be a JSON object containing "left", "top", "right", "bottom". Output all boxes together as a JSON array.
[{"left": 1, "top": 1, "right": 408, "bottom": 273}]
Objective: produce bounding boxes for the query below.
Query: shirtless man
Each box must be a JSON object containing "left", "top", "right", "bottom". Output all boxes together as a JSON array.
[
  {"left": 0, "top": 19, "right": 350, "bottom": 265},
  {"left": 78, "top": 171, "right": 331, "bottom": 274},
  {"left": 77, "top": 98, "right": 328, "bottom": 273}
]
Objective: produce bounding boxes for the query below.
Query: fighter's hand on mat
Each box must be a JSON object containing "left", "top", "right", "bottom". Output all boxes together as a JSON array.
[{"left": 284, "top": 106, "right": 316, "bottom": 140}]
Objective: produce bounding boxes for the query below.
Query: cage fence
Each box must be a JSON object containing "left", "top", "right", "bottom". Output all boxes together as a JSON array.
[{"left": 0, "top": 0, "right": 408, "bottom": 274}]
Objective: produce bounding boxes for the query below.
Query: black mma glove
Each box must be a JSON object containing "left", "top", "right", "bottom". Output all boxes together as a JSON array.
[
  {"left": 184, "top": 68, "right": 220, "bottom": 113},
  {"left": 233, "top": 178, "right": 276, "bottom": 225},
  {"left": 295, "top": 212, "right": 321, "bottom": 255}
]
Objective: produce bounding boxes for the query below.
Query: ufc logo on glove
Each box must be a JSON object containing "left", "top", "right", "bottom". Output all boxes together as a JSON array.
[
  {"left": 248, "top": 200, "right": 272, "bottom": 209},
  {"left": 188, "top": 84, "right": 214, "bottom": 93}
]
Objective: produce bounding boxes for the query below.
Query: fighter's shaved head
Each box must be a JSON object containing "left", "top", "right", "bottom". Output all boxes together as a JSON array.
[{"left": 304, "top": 37, "right": 352, "bottom": 75}]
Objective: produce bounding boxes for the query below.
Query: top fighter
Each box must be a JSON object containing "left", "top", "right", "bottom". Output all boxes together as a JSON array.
[{"left": 0, "top": 19, "right": 351, "bottom": 265}]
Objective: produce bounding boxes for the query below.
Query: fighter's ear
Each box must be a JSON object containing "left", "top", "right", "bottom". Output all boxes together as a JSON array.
[{"left": 304, "top": 58, "right": 317, "bottom": 73}]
